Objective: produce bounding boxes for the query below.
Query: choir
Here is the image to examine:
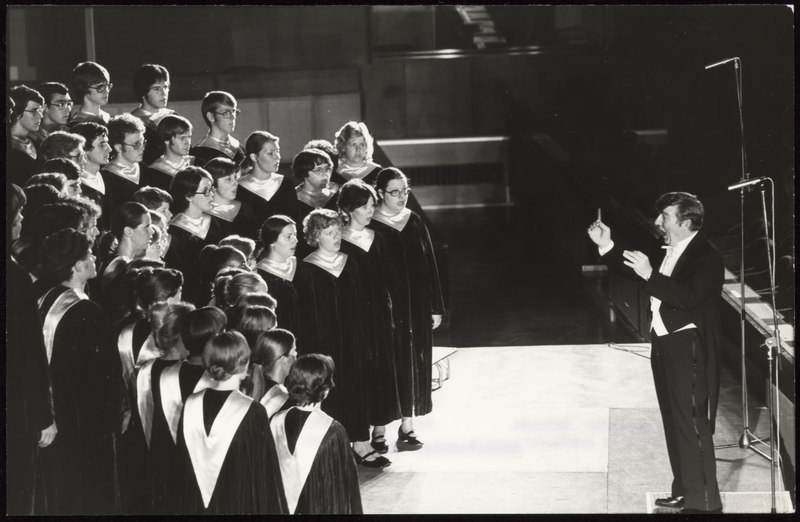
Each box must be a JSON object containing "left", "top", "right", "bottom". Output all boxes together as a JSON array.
[{"left": 6, "top": 61, "right": 445, "bottom": 515}]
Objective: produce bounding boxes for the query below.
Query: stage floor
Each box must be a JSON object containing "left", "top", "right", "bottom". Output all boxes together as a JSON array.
[{"left": 358, "top": 343, "right": 790, "bottom": 514}]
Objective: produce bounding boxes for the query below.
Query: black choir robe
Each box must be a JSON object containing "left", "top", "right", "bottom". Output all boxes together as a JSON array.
[
  {"left": 100, "top": 162, "right": 143, "bottom": 216},
  {"left": 256, "top": 257, "right": 301, "bottom": 335},
  {"left": 271, "top": 407, "right": 362, "bottom": 514},
  {"left": 7, "top": 139, "right": 39, "bottom": 187},
  {"left": 140, "top": 155, "right": 194, "bottom": 192},
  {"left": 36, "top": 285, "right": 124, "bottom": 515},
  {"left": 164, "top": 213, "right": 222, "bottom": 306},
  {"left": 130, "top": 107, "right": 176, "bottom": 165},
  {"left": 340, "top": 228, "right": 402, "bottom": 426},
  {"left": 207, "top": 199, "right": 259, "bottom": 241},
  {"left": 237, "top": 173, "right": 299, "bottom": 228},
  {"left": 295, "top": 184, "right": 339, "bottom": 258},
  {"left": 369, "top": 208, "right": 445, "bottom": 417},
  {"left": 295, "top": 251, "right": 370, "bottom": 442},
  {"left": 330, "top": 161, "right": 381, "bottom": 188},
  {"left": 256, "top": 377, "right": 294, "bottom": 419},
  {"left": 190, "top": 135, "right": 246, "bottom": 167},
  {"left": 68, "top": 108, "right": 111, "bottom": 126},
  {"left": 176, "top": 388, "right": 288, "bottom": 514},
  {"left": 79, "top": 172, "right": 109, "bottom": 232},
  {"left": 6, "top": 257, "right": 53, "bottom": 515}
]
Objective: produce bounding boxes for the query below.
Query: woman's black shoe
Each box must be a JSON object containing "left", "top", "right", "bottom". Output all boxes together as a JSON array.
[
  {"left": 353, "top": 449, "right": 391, "bottom": 469},
  {"left": 397, "top": 427, "right": 423, "bottom": 451},
  {"left": 371, "top": 434, "right": 389, "bottom": 454}
]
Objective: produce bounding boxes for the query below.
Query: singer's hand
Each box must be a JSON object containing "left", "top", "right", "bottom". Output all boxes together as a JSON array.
[
  {"left": 38, "top": 421, "right": 57, "bottom": 448},
  {"left": 587, "top": 220, "right": 612, "bottom": 249},
  {"left": 432, "top": 314, "right": 442, "bottom": 330},
  {"left": 622, "top": 250, "right": 653, "bottom": 280}
]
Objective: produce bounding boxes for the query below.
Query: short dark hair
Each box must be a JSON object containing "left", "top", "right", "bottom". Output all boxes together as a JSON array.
[
  {"left": 284, "top": 353, "right": 336, "bottom": 404},
  {"left": 375, "top": 167, "right": 410, "bottom": 201},
  {"left": 169, "top": 166, "right": 212, "bottom": 213},
  {"left": 133, "top": 186, "right": 173, "bottom": 210},
  {"left": 181, "top": 306, "right": 228, "bottom": 357},
  {"left": 110, "top": 201, "right": 150, "bottom": 240},
  {"left": 241, "top": 131, "right": 279, "bottom": 173},
  {"left": 204, "top": 157, "right": 240, "bottom": 187},
  {"left": 39, "top": 131, "right": 85, "bottom": 162},
  {"left": 41, "top": 158, "right": 81, "bottom": 180},
  {"left": 133, "top": 64, "right": 169, "bottom": 100},
  {"left": 219, "top": 235, "right": 256, "bottom": 259},
  {"left": 292, "top": 148, "right": 332, "bottom": 181},
  {"left": 231, "top": 305, "right": 277, "bottom": 347},
  {"left": 62, "top": 195, "right": 102, "bottom": 222},
  {"left": 107, "top": 113, "right": 145, "bottom": 148},
  {"left": 200, "top": 91, "right": 236, "bottom": 128},
  {"left": 37, "top": 82, "right": 69, "bottom": 105},
  {"left": 36, "top": 228, "right": 92, "bottom": 285},
  {"left": 9, "top": 85, "right": 44, "bottom": 122},
  {"left": 337, "top": 178, "right": 377, "bottom": 215},
  {"left": 9, "top": 184, "right": 27, "bottom": 222},
  {"left": 234, "top": 292, "right": 277, "bottom": 311},
  {"left": 259, "top": 215, "right": 296, "bottom": 252},
  {"left": 26, "top": 173, "right": 67, "bottom": 192},
  {"left": 157, "top": 114, "right": 191, "bottom": 142},
  {"left": 655, "top": 192, "right": 704, "bottom": 231},
  {"left": 21, "top": 184, "right": 60, "bottom": 224},
  {"left": 70, "top": 122, "right": 108, "bottom": 151},
  {"left": 71, "top": 61, "right": 110, "bottom": 100},
  {"left": 304, "top": 139, "right": 338, "bottom": 172}
]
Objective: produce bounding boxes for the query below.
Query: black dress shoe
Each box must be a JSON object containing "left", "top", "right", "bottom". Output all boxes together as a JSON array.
[
  {"left": 397, "top": 427, "right": 423, "bottom": 451},
  {"left": 353, "top": 449, "right": 391, "bottom": 469},
  {"left": 370, "top": 434, "right": 389, "bottom": 454},
  {"left": 654, "top": 495, "right": 685, "bottom": 508},
  {"left": 681, "top": 507, "right": 723, "bottom": 514}
]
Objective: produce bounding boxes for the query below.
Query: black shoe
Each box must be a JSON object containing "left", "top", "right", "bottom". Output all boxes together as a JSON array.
[
  {"left": 397, "top": 427, "right": 423, "bottom": 451},
  {"left": 353, "top": 449, "right": 391, "bottom": 469},
  {"left": 654, "top": 496, "right": 685, "bottom": 508},
  {"left": 681, "top": 507, "right": 723, "bottom": 514},
  {"left": 371, "top": 434, "right": 389, "bottom": 454}
]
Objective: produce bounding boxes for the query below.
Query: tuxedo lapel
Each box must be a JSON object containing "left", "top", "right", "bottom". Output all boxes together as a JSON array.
[{"left": 670, "top": 233, "right": 706, "bottom": 279}]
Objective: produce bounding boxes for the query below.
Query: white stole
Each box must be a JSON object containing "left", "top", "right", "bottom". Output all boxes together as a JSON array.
[
  {"left": 136, "top": 359, "right": 155, "bottom": 448},
  {"left": 303, "top": 251, "right": 347, "bottom": 278},
  {"left": 342, "top": 227, "right": 375, "bottom": 252},
  {"left": 270, "top": 407, "right": 333, "bottom": 514},
  {"left": 169, "top": 213, "right": 212, "bottom": 240},
  {"left": 183, "top": 389, "right": 252, "bottom": 508},
  {"left": 259, "top": 384, "right": 290, "bottom": 418},
  {"left": 39, "top": 287, "right": 88, "bottom": 363},
  {"left": 118, "top": 323, "right": 160, "bottom": 401},
  {"left": 160, "top": 361, "right": 214, "bottom": 443},
  {"left": 239, "top": 173, "right": 284, "bottom": 202},
  {"left": 257, "top": 256, "right": 297, "bottom": 282},
  {"left": 372, "top": 207, "right": 412, "bottom": 232},
  {"left": 80, "top": 170, "right": 106, "bottom": 194}
]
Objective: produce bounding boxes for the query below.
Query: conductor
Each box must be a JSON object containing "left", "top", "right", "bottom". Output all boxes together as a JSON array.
[{"left": 587, "top": 192, "right": 724, "bottom": 514}]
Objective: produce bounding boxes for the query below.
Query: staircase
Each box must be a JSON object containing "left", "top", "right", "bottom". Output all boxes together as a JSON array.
[{"left": 454, "top": 5, "right": 507, "bottom": 49}]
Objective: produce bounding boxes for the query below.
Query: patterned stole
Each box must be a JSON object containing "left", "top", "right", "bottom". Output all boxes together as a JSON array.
[
  {"left": 160, "top": 362, "right": 214, "bottom": 443},
  {"left": 136, "top": 359, "right": 156, "bottom": 448},
  {"left": 270, "top": 407, "right": 333, "bottom": 514},
  {"left": 259, "top": 383, "right": 290, "bottom": 418},
  {"left": 38, "top": 287, "right": 88, "bottom": 363},
  {"left": 303, "top": 251, "right": 347, "bottom": 278},
  {"left": 372, "top": 207, "right": 412, "bottom": 232},
  {"left": 183, "top": 389, "right": 252, "bottom": 508}
]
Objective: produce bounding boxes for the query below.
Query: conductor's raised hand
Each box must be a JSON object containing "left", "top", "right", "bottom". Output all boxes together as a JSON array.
[
  {"left": 587, "top": 220, "right": 612, "bottom": 249},
  {"left": 622, "top": 250, "right": 653, "bottom": 280}
]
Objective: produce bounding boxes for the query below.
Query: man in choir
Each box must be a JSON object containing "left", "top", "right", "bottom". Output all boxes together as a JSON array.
[
  {"left": 68, "top": 61, "right": 112, "bottom": 126},
  {"left": 33, "top": 82, "right": 72, "bottom": 146},
  {"left": 587, "top": 192, "right": 724, "bottom": 514},
  {"left": 38, "top": 130, "right": 86, "bottom": 166},
  {"left": 102, "top": 114, "right": 147, "bottom": 212},
  {"left": 190, "top": 91, "right": 245, "bottom": 166},
  {"left": 142, "top": 114, "right": 194, "bottom": 191},
  {"left": 70, "top": 122, "right": 112, "bottom": 229},
  {"left": 8, "top": 85, "right": 45, "bottom": 186},
  {"left": 130, "top": 64, "right": 175, "bottom": 165},
  {"left": 6, "top": 184, "right": 56, "bottom": 515},
  {"left": 40, "top": 158, "right": 83, "bottom": 197}
]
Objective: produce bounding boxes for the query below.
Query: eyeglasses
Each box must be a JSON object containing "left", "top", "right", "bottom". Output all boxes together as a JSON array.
[
  {"left": 89, "top": 82, "right": 113, "bottom": 93},
  {"left": 121, "top": 139, "right": 147, "bottom": 151},
  {"left": 195, "top": 186, "right": 215, "bottom": 197},
  {"left": 214, "top": 108, "right": 241, "bottom": 119},
  {"left": 49, "top": 101, "right": 74, "bottom": 111},
  {"left": 23, "top": 108, "right": 44, "bottom": 117},
  {"left": 385, "top": 187, "right": 411, "bottom": 198},
  {"left": 310, "top": 164, "right": 333, "bottom": 174}
]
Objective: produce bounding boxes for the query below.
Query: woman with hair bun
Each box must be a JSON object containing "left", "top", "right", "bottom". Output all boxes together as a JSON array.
[
  {"left": 216, "top": 271, "right": 269, "bottom": 311},
  {"left": 249, "top": 328, "right": 296, "bottom": 416},
  {"left": 176, "top": 331, "right": 288, "bottom": 514},
  {"left": 237, "top": 130, "right": 298, "bottom": 226},
  {"left": 191, "top": 243, "right": 247, "bottom": 307},
  {"left": 296, "top": 208, "right": 384, "bottom": 468},
  {"left": 256, "top": 215, "right": 301, "bottom": 335},
  {"left": 271, "top": 353, "right": 362, "bottom": 514},
  {"left": 369, "top": 167, "right": 445, "bottom": 451}
]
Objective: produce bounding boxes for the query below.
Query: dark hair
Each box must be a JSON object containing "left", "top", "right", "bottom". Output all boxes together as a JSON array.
[
  {"left": 107, "top": 113, "right": 145, "bottom": 150},
  {"left": 302, "top": 208, "right": 344, "bottom": 248},
  {"left": 212, "top": 268, "right": 249, "bottom": 305},
  {"left": 204, "top": 157, "right": 240, "bottom": 187},
  {"left": 304, "top": 139, "right": 339, "bottom": 173},
  {"left": 334, "top": 121, "right": 374, "bottom": 162},
  {"left": 231, "top": 305, "right": 277, "bottom": 347},
  {"left": 234, "top": 292, "right": 277, "bottom": 311},
  {"left": 36, "top": 228, "right": 92, "bottom": 285},
  {"left": 218, "top": 272, "right": 268, "bottom": 310},
  {"left": 200, "top": 91, "right": 236, "bottom": 128},
  {"left": 26, "top": 173, "right": 67, "bottom": 192},
  {"left": 41, "top": 158, "right": 81, "bottom": 180},
  {"left": 170, "top": 166, "right": 212, "bottom": 213},
  {"left": 26, "top": 202, "right": 84, "bottom": 240},
  {"left": 337, "top": 178, "right": 377, "bottom": 217},
  {"left": 198, "top": 244, "right": 247, "bottom": 301},
  {"left": 111, "top": 202, "right": 150, "bottom": 240},
  {"left": 181, "top": 306, "right": 228, "bottom": 357},
  {"left": 9, "top": 85, "right": 44, "bottom": 122},
  {"left": 219, "top": 235, "right": 256, "bottom": 259},
  {"left": 70, "top": 122, "right": 108, "bottom": 151},
  {"left": 37, "top": 82, "right": 69, "bottom": 105},
  {"left": 252, "top": 328, "right": 295, "bottom": 368},
  {"left": 21, "top": 184, "right": 60, "bottom": 223},
  {"left": 241, "top": 131, "right": 279, "bottom": 173},
  {"left": 39, "top": 131, "right": 85, "bottom": 162},
  {"left": 291, "top": 148, "right": 332, "bottom": 181},
  {"left": 374, "top": 167, "right": 408, "bottom": 193},
  {"left": 654, "top": 192, "right": 705, "bottom": 231},
  {"left": 258, "top": 215, "right": 296, "bottom": 255},
  {"left": 149, "top": 301, "right": 195, "bottom": 351},
  {"left": 9, "top": 184, "right": 26, "bottom": 221},
  {"left": 133, "top": 64, "right": 170, "bottom": 100},
  {"left": 61, "top": 195, "right": 102, "bottom": 224},
  {"left": 71, "top": 61, "right": 110, "bottom": 100},
  {"left": 284, "top": 354, "right": 335, "bottom": 404},
  {"left": 203, "top": 331, "right": 250, "bottom": 381},
  {"left": 133, "top": 186, "right": 173, "bottom": 210},
  {"left": 134, "top": 267, "right": 183, "bottom": 311},
  {"left": 157, "top": 114, "right": 191, "bottom": 143}
]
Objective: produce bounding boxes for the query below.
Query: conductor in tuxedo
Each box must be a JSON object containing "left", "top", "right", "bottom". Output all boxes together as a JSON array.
[{"left": 588, "top": 192, "right": 724, "bottom": 514}]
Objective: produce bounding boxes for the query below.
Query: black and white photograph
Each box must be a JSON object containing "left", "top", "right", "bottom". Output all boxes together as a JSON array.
[{"left": 5, "top": 4, "right": 795, "bottom": 515}]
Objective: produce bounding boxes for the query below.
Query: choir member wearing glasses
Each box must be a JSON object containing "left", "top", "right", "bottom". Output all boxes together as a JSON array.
[
  {"left": 34, "top": 82, "right": 72, "bottom": 145},
  {"left": 70, "top": 122, "right": 112, "bottom": 228},
  {"left": 190, "top": 90, "right": 246, "bottom": 166},
  {"left": 101, "top": 114, "right": 147, "bottom": 213},
  {"left": 255, "top": 215, "right": 302, "bottom": 335},
  {"left": 293, "top": 148, "right": 340, "bottom": 258},
  {"left": 68, "top": 61, "right": 112, "bottom": 126},
  {"left": 296, "top": 209, "right": 386, "bottom": 468},
  {"left": 369, "top": 168, "right": 445, "bottom": 451},
  {"left": 176, "top": 331, "right": 288, "bottom": 514}
]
